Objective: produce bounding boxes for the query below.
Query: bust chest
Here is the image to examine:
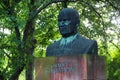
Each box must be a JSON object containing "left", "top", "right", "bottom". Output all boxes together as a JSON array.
[
  {"left": 46, "top": 34, "right": 94, "bottom": 56},
  {"left": 52, "top": 39, "right": 89, "bottom": 56}
]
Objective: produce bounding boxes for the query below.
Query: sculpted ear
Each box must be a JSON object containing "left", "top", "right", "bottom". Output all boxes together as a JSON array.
[
  {"left": 75, "top": 24, "right": 79, "bottom": 30},
  {"left": 76, "top": 24, "right": 79, "bottom": 27}
]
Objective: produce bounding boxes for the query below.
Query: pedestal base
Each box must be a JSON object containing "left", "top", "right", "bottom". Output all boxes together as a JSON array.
[{"left": 35, "top": 55, "right": 106, "bottom": 80}]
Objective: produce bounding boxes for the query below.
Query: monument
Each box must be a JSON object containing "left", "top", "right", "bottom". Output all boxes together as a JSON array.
[
  {"left": 46, "top": 8, "right": 98, "bottom": 56},
  {"left": 34, "top": 8, "right": 106, "bottom": 80}
]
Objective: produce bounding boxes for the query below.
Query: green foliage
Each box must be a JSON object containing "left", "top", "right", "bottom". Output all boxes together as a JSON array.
[
  {"left": 0, "top": 0, "right": 120, "bottom": 80},
  {"left": 107, "top": 48, "right": 120, "bottom": 80},
  {"left": 34, "top": 4, "right": 60, "bottom": 57}
]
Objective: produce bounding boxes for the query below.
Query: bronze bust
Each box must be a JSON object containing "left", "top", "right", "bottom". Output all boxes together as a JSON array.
[{"left": 46, "top": 8, "right": 98, "bottom": 56}]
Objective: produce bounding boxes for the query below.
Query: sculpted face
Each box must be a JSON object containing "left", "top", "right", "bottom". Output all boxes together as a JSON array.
[
  {"left": 58, "top": 20, "right": 71, "bottom": 35},
  {"left": 58, "top": 8, "right": 80, "bottom": 37}
]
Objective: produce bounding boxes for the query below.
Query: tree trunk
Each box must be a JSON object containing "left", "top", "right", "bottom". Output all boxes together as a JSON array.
[
  {"left": 22, "top": 20, "right": 36, "bottom": 80},
  {"left": 26, "top": 55, "right": 34, "bottom": 80},
  {"left": 0, "top": 71, "right": 4, "bottom": 80},
  {"left": 9, "top": 66, "right": 24, "bottom": 80}
]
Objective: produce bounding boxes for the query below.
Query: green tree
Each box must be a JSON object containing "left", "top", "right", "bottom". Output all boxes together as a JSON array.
[{"left": 0, "top": 0, "right": 120, "bottom": 80}]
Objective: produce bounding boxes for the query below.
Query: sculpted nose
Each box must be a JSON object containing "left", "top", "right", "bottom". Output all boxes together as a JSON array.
[
  {"left": 61, "top": 21, "right": 64, "bottom": 25},
  {"left": 59, "top": 21, "right": 64, "bottom": 26}
]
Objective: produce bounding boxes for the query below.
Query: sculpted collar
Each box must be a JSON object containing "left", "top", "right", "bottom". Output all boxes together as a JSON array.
[{"left": 60, "top": 33, "right": 79, "bottom": 46}]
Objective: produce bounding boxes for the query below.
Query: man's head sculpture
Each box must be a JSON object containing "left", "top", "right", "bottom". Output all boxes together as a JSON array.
[
  {"left": 58, "top": 8, "right": 80, "bottom": 37},
  {"left": 46, "top": 8, "right": 98, "bottom": 56}
]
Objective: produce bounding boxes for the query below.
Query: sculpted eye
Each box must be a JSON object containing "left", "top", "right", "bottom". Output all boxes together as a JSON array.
[
  {"left": 63, "top": 19, "right": 67, "bottom": 21},
  {"left": 64, "top": 20, "right": 71, "bottom": 25}
]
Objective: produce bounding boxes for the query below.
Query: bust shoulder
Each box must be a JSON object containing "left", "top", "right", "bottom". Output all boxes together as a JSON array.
[
  {"left": 46, "top": 40, "right": 60, "bottom": 56},
  {"left": 70, "top": 34, "right": 95, "bottom": 46},
  {"left": 46, "top": 33, "right": 98, "bottom": 56}
]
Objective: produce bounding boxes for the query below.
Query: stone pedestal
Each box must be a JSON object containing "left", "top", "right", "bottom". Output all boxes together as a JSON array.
[{"left": 34, "top": 55, "right": 106, "bottom": 80}]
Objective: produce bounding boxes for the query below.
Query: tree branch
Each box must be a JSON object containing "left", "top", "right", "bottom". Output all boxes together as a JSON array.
[
  {"left": 14, "top": 26, "right": 21, "bottom": 41},
  {"left": 9, "top": 65, "right": 25, "bottom": 80},
  {"left": 3, "top": 50, "right": 11, "bottom": 59},
  {"left": 30, "top": 0, "right": 78, "bottom": 21},
  {"left": 84, "top": 2, "right": 102, "bottom": 18},
  {"left": 0, "top": 0, "right": 21, "bottom": 42},
  {"left": 0, "top": 71, "right": 4, "bottom": 80},
  {"left": 0, "top": 2, "right": 8, "bottom": 10},
  {"left": 109, "top": 41, "right": 120, "bottom": 51},
  {"left": 106, "top": 0, "right": 119, "bottom": 11}
]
